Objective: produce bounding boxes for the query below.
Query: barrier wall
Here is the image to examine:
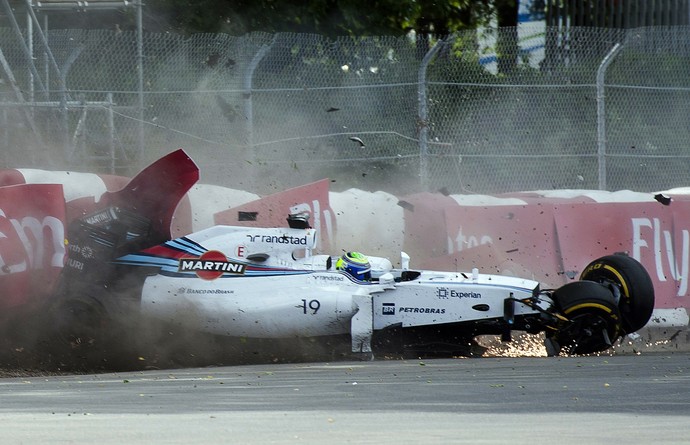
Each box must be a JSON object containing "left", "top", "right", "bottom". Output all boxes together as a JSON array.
[{"left": 0, "top": 166, "right": 687, "bottom": 328}]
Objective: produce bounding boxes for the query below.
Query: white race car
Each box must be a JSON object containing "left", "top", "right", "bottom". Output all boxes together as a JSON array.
[{"left": 50, "top": 150, "right": 655, "bottom": 364}]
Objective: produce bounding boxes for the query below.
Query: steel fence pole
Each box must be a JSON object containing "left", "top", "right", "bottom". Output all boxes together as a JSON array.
[
  {"left": 596, "top": 42, "right": 622, "bottom": 191},
  {"left": 242, "top": 38, "right": 273, "bottom": 190},
  {"left": 136, "top": 1, "right": 144, "bottom": 160},
  {"left": 418, "top": 40, "right": 442, "bottom": 191},
  {"left": 243, "top": 43, "right": 271, "bottom": 149},
  {"left": 1, "top": 0, "right": 47, "bottom": 96}
]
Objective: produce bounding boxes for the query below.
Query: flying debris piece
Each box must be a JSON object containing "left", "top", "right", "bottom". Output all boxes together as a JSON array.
[
  {"left": 238, "top": 211, "right": 258, "bottom": 221},
  {"left": 397, "top": 200, "right": 414, "bottom": 211},
  {"left": 326, "top": 107, "right": 340, "bottom": 112},
  {"left": 206, "top": 53, "right": 236, "bottom": 69},
  {"left": 205, "top": 53, "right": 221, "bottom": 68},
  {"left": 654, "top": 194, "right": 672, "bottom": 205},
  {"left": 349, "top": 137, "right": 365, "bottom": 148}
]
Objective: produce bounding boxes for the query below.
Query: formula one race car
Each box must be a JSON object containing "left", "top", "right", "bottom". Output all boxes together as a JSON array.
[{"left": 48, "top": 150, "right": 655, "bottom": 364}]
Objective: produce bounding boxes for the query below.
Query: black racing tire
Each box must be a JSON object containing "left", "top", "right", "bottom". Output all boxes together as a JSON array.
[
  {"left": 550, "top": 280, "right": 623, "bottom": 356},
  {"left": 52, "top": 297, "right": 108, "bottom": 348},
  {"left": 43, "top": 296, "right": 116, "bottom": 369},
  {"left": 580, "top": 254, "right": 655, "bottom": 334}
]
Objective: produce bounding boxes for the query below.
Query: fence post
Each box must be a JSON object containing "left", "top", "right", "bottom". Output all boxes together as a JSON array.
[
  {"left": 241, "top": 40, "right": 273, "bottom": 191},
  {"left": 243, "top": 41, "right": 273, "bottom": 149},
  {"left": 107, "top": 92, "right": 115, "bottom": 174},
  {"left": 596, "top": 42, "right": 622, "bottom": 190},
  {"left": 136, "top": 1, "right": 144, "bottom": 160},
  {"left": 418, "top": 40, "right": 442, "bottom": 191}
]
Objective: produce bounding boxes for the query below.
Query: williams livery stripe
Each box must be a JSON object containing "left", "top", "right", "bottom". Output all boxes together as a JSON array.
[
  {"left": 156, "top": 266, "right": 313, "bottom": 278},
  {"left": 115, "top": 252, "right": 181, "bottom": 270},
  {"left": 339, "top": 273, "right": 373, "bottom": 285},
  {"left": 155, "top": 270, "right": 313, "bottom": 278},
  {"left": 144, "top": 237, "right": 207, "bottom": 257},
  {"left": 116, "top": 247, "right": 314, "bottom": 278},
  {"left": 115, "top": 237, "right": 212, "bottom": 271}
]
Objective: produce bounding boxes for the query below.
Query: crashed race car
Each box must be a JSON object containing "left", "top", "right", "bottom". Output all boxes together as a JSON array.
[{"left": 48, "top": 150, "right": 655, "bottom": 364}]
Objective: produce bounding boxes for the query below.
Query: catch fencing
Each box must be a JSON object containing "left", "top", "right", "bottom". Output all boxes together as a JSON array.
[{"left": 0, "top": 25, "right": 689, "bottom": 195}]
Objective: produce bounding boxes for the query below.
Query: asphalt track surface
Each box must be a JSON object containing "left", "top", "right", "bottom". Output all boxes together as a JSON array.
[{"left": 0, "top": 353, "right": 689, "bottom": 444}]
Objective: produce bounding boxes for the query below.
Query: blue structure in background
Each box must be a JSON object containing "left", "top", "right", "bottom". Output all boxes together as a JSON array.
[{"left": 478, "top": 0, "right": 545, "bottom": 71}]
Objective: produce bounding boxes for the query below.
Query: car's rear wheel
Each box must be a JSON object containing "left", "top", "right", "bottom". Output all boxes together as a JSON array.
[
  {"left": 548, "top": 280, "right": 623, "bottom": 356},
  {"left": 579, "top": 254, "right": 655, "bottom": 333},
  {"left": 41, "top": 295, "right": 124, "bottom": 370},
  {"left": 52, "top": 297, "right": 108, "bottom": 349}
]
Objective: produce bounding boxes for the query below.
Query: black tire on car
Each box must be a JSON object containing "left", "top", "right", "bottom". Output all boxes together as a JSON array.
[
  {"left": 549, "top": 280, "right": 623, "bottom": 356},
  {"left": 579, "top": 254, "right": 655, "bottom": 334},
  {"left": 45, "top": 295, "right": 115, "bottom": 369},
  {"left": 52, "top": 297, "right": 107, "bottom": 347}
]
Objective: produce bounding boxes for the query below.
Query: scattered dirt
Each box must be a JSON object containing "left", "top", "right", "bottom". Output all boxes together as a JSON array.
[
  {"left": 0, "top": 323, "right": 685, "bottom": 378},
  {"left": 0, "top": 323, "right": 358, "bottom": 377}
]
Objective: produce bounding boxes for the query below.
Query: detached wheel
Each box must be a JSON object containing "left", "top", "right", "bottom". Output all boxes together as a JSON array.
[
  {"left": 550, "top": 281, "right": 623, "bottom": 356},
  {"left": 580, "top": 254, "right": 655, "bottom": 333},
  {"left": 52, "top": 297, "right": 107, "bottom": 347},
  {"left": 46, "top": 296, "right": 113, "bottom": 368}
]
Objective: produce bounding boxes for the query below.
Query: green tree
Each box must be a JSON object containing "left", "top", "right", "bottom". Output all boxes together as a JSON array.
[
  {"left": 141, "top": 0, "right": 520, "bottom": 70},
  {"left": 142, "top": 0, "right": 507, "bottom": 37}
]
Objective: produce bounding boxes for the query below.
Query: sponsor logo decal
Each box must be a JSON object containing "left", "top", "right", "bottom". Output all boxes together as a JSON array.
[
  {"left": 177, "top": 287, "right": 234, "bottom": 295},
  {"left": 69, "top": 245, "right": 95, "bottom": 259},
  {"left": 382, "top": 302, "right": 395, "bottom": 315},
  {"left": 67, "top": 258, "right": 84, "bottom": 271},
  {"left": 246, "top": 234, "right": 307, "bottom": 245},
  {"left": 178, "top": 250, "right": 246, "bottom": 280},
  {"left": 436, "top": 287, "right": 481, "bottom": 299},
  {"left": 313, "top": 274, "right": 344, "bottom": 282},
  {"left": 398, "top": 307, "right": 446, "bottom": 314}
]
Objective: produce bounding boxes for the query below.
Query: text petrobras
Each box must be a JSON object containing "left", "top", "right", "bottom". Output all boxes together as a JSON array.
[{"left": 382, "top": 304, "right": 447, "bottom": 315}]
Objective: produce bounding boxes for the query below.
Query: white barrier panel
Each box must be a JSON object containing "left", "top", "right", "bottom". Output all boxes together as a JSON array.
[
  {"left": 328, "top": 189, "right": 404, "bottom": 263},
  {"left": 187, "top": 184, "right": 259, "bottom": 232},
  {"left": 16, "top": 169, "right": 109, "bottom": 202},
  {"left": 650, "top": 308, "right": 689, "bottom": 328}
]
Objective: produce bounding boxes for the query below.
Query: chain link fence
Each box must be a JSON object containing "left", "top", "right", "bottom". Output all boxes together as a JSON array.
[{"left": 0, "top": 25, "right": 689, "bottom": 195}]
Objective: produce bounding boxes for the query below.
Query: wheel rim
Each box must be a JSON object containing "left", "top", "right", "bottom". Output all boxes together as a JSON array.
[
  {"left": 559, "top": 307, "right": 620, "bottom": 355},
  {"left": 551, "top": 280, "right": 622, "bottom": 355}
]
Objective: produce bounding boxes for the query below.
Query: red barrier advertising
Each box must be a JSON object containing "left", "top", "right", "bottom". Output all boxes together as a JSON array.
[
  {"left": 214, "top": 179, "right": 336, "bottom": 250},
  {"left": 417, "top": 203, "right": 561, "bottom": 285},
  {"left": 413, "top": 197, "right": 690, "bottom": 312},
  {"left": 0, "top": 184, "right": 66, "bottom": 310},
  {"left": 554, "top": 201, "right": 685, "bottom": 309}
]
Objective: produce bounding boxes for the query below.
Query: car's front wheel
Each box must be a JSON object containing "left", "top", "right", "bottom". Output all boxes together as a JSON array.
[
  {"left": 579, "top": 254, "right": 655, "bottom": 334},
  {"left": 547, "top": 280, "right": 623, "bottom": 356}
]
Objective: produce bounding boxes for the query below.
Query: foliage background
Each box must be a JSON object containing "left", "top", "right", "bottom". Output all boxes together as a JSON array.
[{"left": 0, "top": 2, "right": 688, "bottom": 195}]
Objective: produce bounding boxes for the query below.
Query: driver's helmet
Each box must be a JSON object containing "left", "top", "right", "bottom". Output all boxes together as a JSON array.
[{"left": 335, "top": 251, "right": 371, "bottom": 281}]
